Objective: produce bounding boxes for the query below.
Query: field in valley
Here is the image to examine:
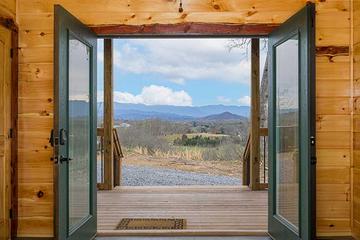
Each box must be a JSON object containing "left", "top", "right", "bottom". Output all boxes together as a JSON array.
[{"left": 115, "top": 118, "right": 249, "bottom": 182}]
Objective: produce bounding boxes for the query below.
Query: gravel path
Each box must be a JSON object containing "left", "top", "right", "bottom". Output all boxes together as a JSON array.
[{"left": 121, "top": 165, "right": 241, "bottom": 186}]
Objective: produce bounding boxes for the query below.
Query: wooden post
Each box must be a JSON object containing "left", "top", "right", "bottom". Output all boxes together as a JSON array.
[
  {"left": 104, "top": 39, "right": 114, "bottom": 190},
  {"left": 250, "top": 38, "right": 260, "bottom": 190}
]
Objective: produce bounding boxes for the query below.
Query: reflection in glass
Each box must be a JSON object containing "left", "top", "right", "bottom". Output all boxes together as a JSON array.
[
  {"left": 68, "top": 36, "right": 91, "bottom": 230},
  {"left": 275, "top": 35, "right": 299, "bottom": 231}
]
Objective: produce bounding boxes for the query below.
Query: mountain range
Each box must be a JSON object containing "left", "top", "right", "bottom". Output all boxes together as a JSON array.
[
  {"left": 97, "top": 102, "right": 250, "bottom": 121},
  {"left": 70, "top": 101, "right": 250, "bottom": 121}
]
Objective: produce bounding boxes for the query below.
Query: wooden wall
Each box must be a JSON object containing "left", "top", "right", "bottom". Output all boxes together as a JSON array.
[
  {"left": 0, "top": 23, "right": 13, "bottom": 240},
  {"left": 0, "top": 0, "right": 16, "bottom": 19},
  {"left": 353, "top": 0, "right": 360, "bottom": 238},
  {"left": 16, "top": 0, "right": 352, "bottom": 238},
  {"left": 316, "top": 0, "right": 352, "bottom": 237}
]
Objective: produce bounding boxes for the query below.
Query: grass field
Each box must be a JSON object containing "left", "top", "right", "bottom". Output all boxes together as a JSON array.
[
  {"left": 165, "top": 133, "right": 229, "bottom": 142},
  {"left": 109, "top": 119, "right": 248, "bottom": 179}
]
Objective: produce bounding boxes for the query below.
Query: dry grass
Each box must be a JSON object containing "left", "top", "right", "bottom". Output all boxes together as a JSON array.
[
  {"left": 122, "top": 149, "right": 242, "bottom": 178},
  {"left": 165, "top": 133, "right": 229, "bottom": 142}
]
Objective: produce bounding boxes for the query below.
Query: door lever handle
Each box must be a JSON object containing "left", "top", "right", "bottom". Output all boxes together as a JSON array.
[{"left": 60, "top": 156, "right": 72, "bottom": 163}]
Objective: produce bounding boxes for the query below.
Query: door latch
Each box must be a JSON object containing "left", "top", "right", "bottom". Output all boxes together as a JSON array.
[{"left": 310, "top": 136, "right": 315, "bottom": 146}]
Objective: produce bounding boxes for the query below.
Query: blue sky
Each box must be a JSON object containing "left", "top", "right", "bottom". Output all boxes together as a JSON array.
[{"left": 97, "top": 39, "right": 267, "bottom": 107}]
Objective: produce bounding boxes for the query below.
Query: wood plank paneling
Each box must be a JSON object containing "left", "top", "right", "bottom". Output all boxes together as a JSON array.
[
  {"left": 317, "top": 97, "right": 351, "bottom": 115},
  {"left": 16, "top": 0, "right": 352, "bottom": 238},
  {"left": 19, "top": 30, "right": 53, "bottom": 48},
  {"left": 316, "top": 149, "right": 350, "bottom": 167},
  {"left": 316, "top": 115, "right": 351, "bottom": 132},
  {"left": 317, "top": 184, "right": 350, "bottom": 202},
  {"left": 17, "top": 217, "right": 53, "bottom": 238},
  {"left": 352, "top": 1, "right": 360, "bottom": 238},
  {"left": 317, "top": 80, "right": 351, "bottom": 97},
  {"left": 0, "top": 0, "right": 16, "bottom": 19}
]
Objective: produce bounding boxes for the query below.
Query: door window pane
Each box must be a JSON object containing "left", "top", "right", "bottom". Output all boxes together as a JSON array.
[
  {"left": 275, "top": 35, "right": 299, "bottom": 231},
  {"left": 68, "top": 36, "right": 91, "bottom": 230}
]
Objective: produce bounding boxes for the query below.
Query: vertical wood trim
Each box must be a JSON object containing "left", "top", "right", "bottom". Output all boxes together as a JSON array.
[
  {"left": 10, "top": 28, "right": 18, "bottom": 239},
  {"left": 0, "top": 18, "right": 18, "bottom": 239},
  {"left": 103, "top": 39, "right": 114, "bottom": 190},
  {"left": 350, "top": 0, "right": 357, "bottom": 238},
  {"left": 250, "top": 38, "right": 260, "bottom": 190}
]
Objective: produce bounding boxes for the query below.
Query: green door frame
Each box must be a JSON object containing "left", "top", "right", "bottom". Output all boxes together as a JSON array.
[
  {"left": 54, "top": 5, "right": 97, "bottom": 240},
  {"left": 268, "top": 3, "right": 316, "bottom": 240}
]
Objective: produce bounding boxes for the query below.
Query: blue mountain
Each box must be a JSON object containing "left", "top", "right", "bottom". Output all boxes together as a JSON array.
[{"left": 97, "top": 102, "right": 250, "bottom": 121}]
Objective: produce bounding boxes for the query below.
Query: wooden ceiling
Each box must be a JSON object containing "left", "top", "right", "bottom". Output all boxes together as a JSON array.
[{"left": 17, "top": 0, "right": 349, "bottom": 27}]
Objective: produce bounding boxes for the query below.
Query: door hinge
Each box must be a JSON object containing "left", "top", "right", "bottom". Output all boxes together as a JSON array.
[
  {"left": 10, "top": 48, "right": 13, "bottom": 58},
  {"left": 311, "top": 13, "right": 315, "bottom": 29},
  {"left": 8, "top": 128, "right": 13, "bottom": 138},
  {"left": 311, "top": 156, "right": 317, "bottom": 165}
]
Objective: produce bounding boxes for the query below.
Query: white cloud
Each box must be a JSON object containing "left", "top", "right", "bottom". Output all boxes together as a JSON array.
[
  {"left": 114, "top": 91, "right": 142, "bottom": 104},
  {"left": 98, "top": 85, "right": 192, "bottom": 106},
  {"left": 169, "top": 78, "right": 185, "bottom": 85},
  {"left": 238, "top": 96, "right": 251, "bottom": 106},
  {"left": 113, "top": 39, "right": 251, "bottom": 85},
  {"left": 217, "top": 96, "right": 231, "bottom": 104}
]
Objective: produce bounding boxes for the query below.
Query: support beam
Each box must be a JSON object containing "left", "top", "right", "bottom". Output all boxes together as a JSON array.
[
  {"left": 91, "top": 23, "right": 279, "bottom": 37},
  {"left": 250, "top": 38, "right": 260, "bottom": 191},
  {"left": 104, "top": 39, "right": 114, "bottom": 190}
]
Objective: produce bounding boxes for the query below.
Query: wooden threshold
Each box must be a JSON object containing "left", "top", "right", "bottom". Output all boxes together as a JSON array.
[
  {"left": 97, "top": 185, "right": 268, "bottom": 236},
  {"left": 97, "top": 229, "right": 268, "bottom": 237}
]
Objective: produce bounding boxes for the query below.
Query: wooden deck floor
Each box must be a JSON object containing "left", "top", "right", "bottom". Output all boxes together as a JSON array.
[{"left": 97, "top": 186, "right": 268, "bottom": 236}]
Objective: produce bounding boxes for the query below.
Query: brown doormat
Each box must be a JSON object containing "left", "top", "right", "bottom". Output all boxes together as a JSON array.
[{"left": 116, "top": 218, "right": 186, "bottom": 230}]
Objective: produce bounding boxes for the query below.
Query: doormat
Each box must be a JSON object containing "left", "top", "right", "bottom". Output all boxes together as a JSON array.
[{"left": 116, "top": 218, "right": 186, "bottom": 230}]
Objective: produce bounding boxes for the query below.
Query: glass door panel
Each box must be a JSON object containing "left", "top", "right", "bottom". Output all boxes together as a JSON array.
[
  {"left": 68, "top": 36, "right": 91, "bottom": 230},
  {"left": 275, "top": 35, "right": 299, "bottom": 231}
]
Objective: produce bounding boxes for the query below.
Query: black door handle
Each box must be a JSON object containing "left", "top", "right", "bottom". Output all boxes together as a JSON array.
[{"left": 60, "top": 156, "right": 72, "bottom": 163}]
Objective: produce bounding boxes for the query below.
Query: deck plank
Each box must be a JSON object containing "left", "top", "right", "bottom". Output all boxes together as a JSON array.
[{"left": 97, "top": 186, "right": 267, "bottom": 236}]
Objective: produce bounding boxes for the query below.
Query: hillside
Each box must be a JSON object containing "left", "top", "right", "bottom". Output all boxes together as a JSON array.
[{"left": 201, "top": 112, "right": 246, "bottom": 121}]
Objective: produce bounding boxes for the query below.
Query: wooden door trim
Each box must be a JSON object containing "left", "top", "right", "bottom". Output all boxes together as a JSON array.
[
  {"left": 0, "top": 17, "right": 17, "bottom": 33},
  {"left": 91, "top": 22, "right": 279, "bottom": 37},
  {"left": 0, "top": 17, "right": 18, "bottom": 240}
]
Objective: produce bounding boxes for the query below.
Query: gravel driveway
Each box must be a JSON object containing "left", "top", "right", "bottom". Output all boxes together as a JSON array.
[{"left": 121, "top": 165, "right": 241, "bottom": 186}]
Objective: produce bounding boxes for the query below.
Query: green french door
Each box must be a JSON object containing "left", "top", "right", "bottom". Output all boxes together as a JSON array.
[
  {"left": 54, "top": 5, "right": 97, "bottom": 240},
  {"left": 268, "top": 3, "right": 316, "bottom": 240}
]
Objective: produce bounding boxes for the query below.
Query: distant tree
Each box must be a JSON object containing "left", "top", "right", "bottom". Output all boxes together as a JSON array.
[{"left": 181, "top": 134, "right": 188, "bottom": 142}]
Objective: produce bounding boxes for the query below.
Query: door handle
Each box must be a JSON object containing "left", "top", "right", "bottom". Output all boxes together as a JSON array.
[
  {"left": 59, "top": 129, "right": 67, "bottom": 145},
  {"left": 49, "top": 129, "right": 58, "bottom": 147},
  {"left": 60, "top": 156, "right": 72, "bottom": 163}
]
